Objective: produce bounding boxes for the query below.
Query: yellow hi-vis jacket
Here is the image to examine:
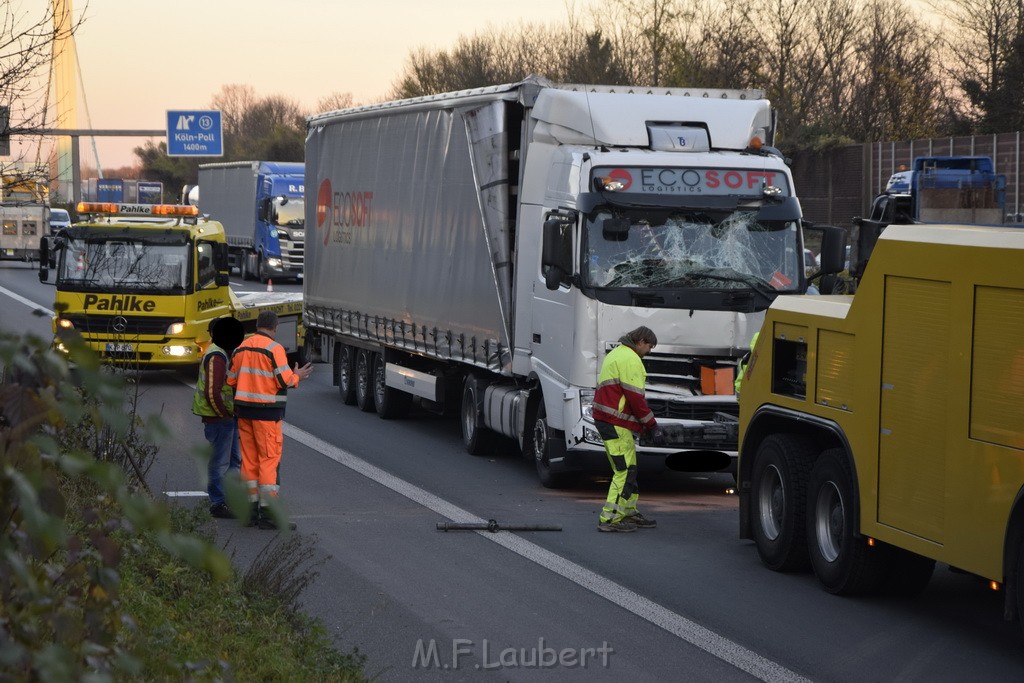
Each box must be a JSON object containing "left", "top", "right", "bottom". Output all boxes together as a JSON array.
[{"left": 593, "top": 343, "right": 657, "bottom": 433}]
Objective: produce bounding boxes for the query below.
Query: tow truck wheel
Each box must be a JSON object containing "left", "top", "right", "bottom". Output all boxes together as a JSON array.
[
  {"left": 336, "top": 343, "right": 356, "bottom": 405},
  {"left": 807, "top": 448, "right": 887, "bottom": 595},
  {"left": 461, "top": 375, "right": 496, "bottom": 455},
  {"left": 355, "top": 349, "right": 376, "bottom": 412},
  {"left": 374, "top": 354, "right": 411, "bottom": 419},
  {"left": 531, "top": 400, "right": 572, "bottom": 489},
  {"left": 750, "top": 434, "right": 814, "bottom": 572}
]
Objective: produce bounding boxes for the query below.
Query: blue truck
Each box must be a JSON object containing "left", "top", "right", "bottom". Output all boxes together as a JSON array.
[
  {"left": 197, "top": 161, "right": 305, "bottom": 282},
  {"left": 866, "top": 155, "right": 1007, "bottom": 227},
  {"left": 850, "top": 155, "right": 1009, "bottom": 284}
]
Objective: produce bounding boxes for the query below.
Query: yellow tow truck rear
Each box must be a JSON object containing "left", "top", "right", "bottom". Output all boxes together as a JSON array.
[
  {"left": 737, "top": 222, "right": 1024, "bottom": 634},
  {"left": 39, "top": 202, "right": 303, "bottom": 367}
]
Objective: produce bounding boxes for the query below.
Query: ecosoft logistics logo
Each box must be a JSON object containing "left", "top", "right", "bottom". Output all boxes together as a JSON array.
[{"left": 316, "top": 178, "right": 373, "bottom": 246}]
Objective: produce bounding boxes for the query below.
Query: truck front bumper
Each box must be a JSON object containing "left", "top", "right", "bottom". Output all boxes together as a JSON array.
[{"left": 55, "top": 334, "right": 203, "bottom": 367}]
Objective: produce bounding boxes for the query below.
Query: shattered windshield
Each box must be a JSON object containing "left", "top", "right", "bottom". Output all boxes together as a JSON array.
[
  {"left": 273, "top": 198, "right": 305, "bottom": 228},
  {"left": 582, "top": 209, "right": 802, "bottom": 293},
  {"left": 59, "top": 237, "right": 190, "bottom": 292}
]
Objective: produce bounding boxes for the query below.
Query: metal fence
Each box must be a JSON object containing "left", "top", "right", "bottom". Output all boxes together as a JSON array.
[{"left": 791, "top": 132, "right": 1024, "bottom": 226}]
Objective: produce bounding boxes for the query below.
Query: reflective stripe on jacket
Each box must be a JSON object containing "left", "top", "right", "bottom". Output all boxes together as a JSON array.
[
  {"left": 593, "top": 343, "right": 656, "bottom": 433},
  {"left": 227, "top": 331, "right": 299, "bottom": 421},
  {"left": 192, "top": 343, "right": 234, "bottom": 419}
]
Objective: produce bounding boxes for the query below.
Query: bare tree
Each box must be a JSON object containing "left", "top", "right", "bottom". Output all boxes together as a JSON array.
[
  {"left": 315, "top": 92, "right": 356, "bottom": 114},
  {"left": 930, "top": 0, "right": 1024, "bottom": 131},
  {"left": 0, "top": 1, "right": 84, "bottom": 187},
  {"left": 847, "top": 0, "right": 943, "bottom": 141}
]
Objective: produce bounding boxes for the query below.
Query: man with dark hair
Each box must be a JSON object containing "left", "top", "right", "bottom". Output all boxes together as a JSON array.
[
  {"left": 593, "top": 325, "right": 661, "bottom": 532},
  {"left": 227, "top": 310, "right": 312, "bottom": 530},
  {"left": 192, "top": 316, "right": 245, "bottom": 519}
]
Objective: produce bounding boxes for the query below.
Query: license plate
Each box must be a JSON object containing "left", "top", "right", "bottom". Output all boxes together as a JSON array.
[{"left": 105, "top": 342, "right": 135, "bottom": 353}]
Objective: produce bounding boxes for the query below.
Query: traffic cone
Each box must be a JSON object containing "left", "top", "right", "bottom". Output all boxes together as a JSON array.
[{"left": 266, "top": 278, "right": 273, "bottom": 292}]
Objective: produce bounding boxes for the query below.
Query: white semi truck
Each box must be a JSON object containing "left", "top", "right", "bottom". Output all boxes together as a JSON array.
[{"left": 303, "top": 77, "right": 843, "bottom": 486}]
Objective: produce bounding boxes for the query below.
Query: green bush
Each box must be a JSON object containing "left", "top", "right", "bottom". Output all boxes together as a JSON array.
[{"left": 0, "top": 332, "right": 364, "bottom": 681}]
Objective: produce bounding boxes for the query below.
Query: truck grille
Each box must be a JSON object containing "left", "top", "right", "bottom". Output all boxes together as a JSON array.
[
  {"left": 62, "top": 314, "right": 179, "bottom": 337},
  {"left": 647, "top": 399, "right": 738, "bottom": 422}
]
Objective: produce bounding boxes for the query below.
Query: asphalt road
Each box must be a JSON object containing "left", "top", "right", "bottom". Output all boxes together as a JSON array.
[{"left": 3, "top": 260, "right": 1024, "bottom": 681}]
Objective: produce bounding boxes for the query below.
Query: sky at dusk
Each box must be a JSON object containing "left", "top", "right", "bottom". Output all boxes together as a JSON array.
[{"left": 42, "top": 0, "right": 579, "bottom": 170}]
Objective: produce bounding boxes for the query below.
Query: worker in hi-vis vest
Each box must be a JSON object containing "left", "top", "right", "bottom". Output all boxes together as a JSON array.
[
  {"left": 592, "top": 325, "right": 663, "bottom": 533},
  {"left": 227, "top": 310, "right": 312, "bottom": 530}
]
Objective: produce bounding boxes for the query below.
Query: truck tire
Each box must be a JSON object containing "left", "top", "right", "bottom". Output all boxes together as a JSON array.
[
  {"left": 750, "top": 434, "right": 814, "bottom": 572},
  {"left": 256, "top": 253, "right": 267, "bottom": 284},
  {"left": 355, "top": 348, "right": 376, "bottom": 413},
  {"left": 335, "top": 342, "right": 356, "bottom": 405},
  {"left": 531, "top": 400, "right": 572, "bottom": 488},
  {"left": 374, "top": 354, "right": 411, "bottom": 419},
  {"left": 807, "top": 447, "right": 887, "bottom": 595},
  {"left": 461, "top": 375, "right": 497, "bottom": 455}
]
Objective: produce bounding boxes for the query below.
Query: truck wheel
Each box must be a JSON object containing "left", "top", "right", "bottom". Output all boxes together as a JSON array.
[
  {"left": 531, "top": 400, "right": 571, "bottom": 488},
  {"left": 256, "top": 254, "right": 267, "bottom": 284},
  {"left": 807, "top": 448, "right": 887, "bottom": 595},
  {"left": 335, "top": 343, "right": 356, "bottom": 405},
  {"left": 374, "top": 354, "right": 411, "bottom": 419},
  {"left": 461, "top": 375, "right": 496, "bottom": 455},
  {"left": 750, "top": 434, "right": 814, "bottom": 572},
  {"left": 354, "top": 349, "right": 376, "bottom": 412}
]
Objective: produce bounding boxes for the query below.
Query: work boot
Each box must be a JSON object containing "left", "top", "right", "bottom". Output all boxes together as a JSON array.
[
  {"left": 597, "top": 520, "right": 638, "bottom": 533},
  {"left": 625, "top": 512, "right": 657, "bottom": 529},
  {"left": 209, "top": 502, "right": 233, "bottom": 519},
  {"left": 257, "top": 507, "right": 297, "bottom": 531},
  {"left": 245, "top": 502, "right": 260, "bottom": 527}
]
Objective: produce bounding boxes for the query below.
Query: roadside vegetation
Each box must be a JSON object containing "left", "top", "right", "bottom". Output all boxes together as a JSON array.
[{"left": 0, "top": 331, "right": 365, "bottom": 681}]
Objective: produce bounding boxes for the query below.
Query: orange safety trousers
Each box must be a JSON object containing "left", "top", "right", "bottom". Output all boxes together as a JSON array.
[{"left": 237, "top": 417, "right": 282, "bottom": 504}]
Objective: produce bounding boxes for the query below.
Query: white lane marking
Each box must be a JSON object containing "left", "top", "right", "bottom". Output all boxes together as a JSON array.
[
  {"left": 163, "top": 491, "right": 208, "bottom": 497},
  {"left": 0, "top": 284, "right": 54, "bottom": 317},
  {"left": 282, "top": 422, "right": 809, "bottom": 683}
]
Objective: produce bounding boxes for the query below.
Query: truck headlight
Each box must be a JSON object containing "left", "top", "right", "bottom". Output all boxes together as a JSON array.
[
  {"left": 267, "top": 257, "right": 282, "bottom": 267},
  {"left": 57, "top": 318, "right": 74, "bottom": 330},
  {"left": 166, "top": 321, "right": 185, "bottom": 335},
  {"left": 580, "top": 388, "right": 595, "bottom": 421},
  {"left": 162, "top": 345, "right": 195, "bottom": 357}
]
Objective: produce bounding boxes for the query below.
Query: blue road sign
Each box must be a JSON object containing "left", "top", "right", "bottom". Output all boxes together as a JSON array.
[{"left": 166, "top": 110, "right": 223, "bottom": 157}]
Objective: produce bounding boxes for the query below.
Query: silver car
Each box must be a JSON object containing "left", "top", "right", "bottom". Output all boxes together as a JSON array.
[{"left": 49, "top": 208, "right": 72, "bottom": 234}]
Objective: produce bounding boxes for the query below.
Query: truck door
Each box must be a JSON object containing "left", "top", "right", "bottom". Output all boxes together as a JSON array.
[{"left": 877, "top": 276, "right": 951, "bottom": 544}]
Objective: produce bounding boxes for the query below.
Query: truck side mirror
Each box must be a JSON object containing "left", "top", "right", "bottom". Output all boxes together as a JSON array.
[
  {"left": 38, "top": 237, "right": 49, "bottom": 283},
  {"left": 213, "top": 242, "right": 230, "bottom": 271},
  {"left": 815, "top": 225, "right": 847, "bottom": 276}
]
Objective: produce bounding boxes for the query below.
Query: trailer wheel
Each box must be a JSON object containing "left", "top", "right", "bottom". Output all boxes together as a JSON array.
[
  {"left": 461, "top": 375, "right": 496, "bottom": 455},
  {"left": 335, "top": 343, "right": 356, "bottom": 405},
  {"left": 531, "top": 400, "right": 571, "bottom": 488},
  {"left": 354, "top": 349, "right": 376, "bottom": 412},
  {"left": 374, "top": 354, "right": 411, "bottom": 419},
  {"left": 240, "top": 254, "right": 250, "bottom": 281},
  {"left": 750, "top": 434, "right": 814, "bottom": 572},
  {"left": 807, "top": 447, "right": 887, "bottom": 595}
]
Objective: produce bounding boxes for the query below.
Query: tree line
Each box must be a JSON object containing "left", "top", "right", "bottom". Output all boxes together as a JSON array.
[{"left": 5, "top": 0, "right": 1024, "bottom": 195}]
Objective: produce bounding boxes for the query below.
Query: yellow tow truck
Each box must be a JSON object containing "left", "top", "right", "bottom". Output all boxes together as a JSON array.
[
  {"left": 737, "top": 222, "right": 1024, "bottom": 633},
  {"left": 39, "top": 202, "right": 303, "bottom": 367}
]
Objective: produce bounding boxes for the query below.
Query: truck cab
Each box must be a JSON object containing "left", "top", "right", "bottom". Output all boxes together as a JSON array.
[{"left": 39, "top": 202, "right": 302, "bottom": 367}]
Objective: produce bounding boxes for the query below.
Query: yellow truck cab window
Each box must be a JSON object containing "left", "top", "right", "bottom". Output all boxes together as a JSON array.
[{"left": 196, "top": 241, "right": 217, "bottom": 289}]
